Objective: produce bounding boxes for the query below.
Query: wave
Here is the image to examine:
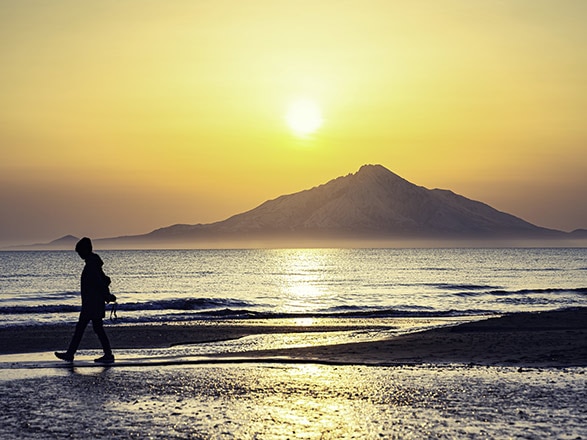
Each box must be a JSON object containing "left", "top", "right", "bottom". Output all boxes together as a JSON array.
[
  {"left": 3, "top": 286, "right": 584, "bottom": 326},
  {"left": 0, "top": 299, "right": 495, "bottom": 321},
  {"left": 120, "top": 297, "right": 251, "bottom": 311},
  {"left": 453, "top": 287, "right": 587, "bottom": 297},
  {"left": 193, "top": 308, "right": 496, "bottom": 320},
  {"left": 433, "top": 283, "right": 498, "bottom": 291},
  {"left": 3, "top": 286, "right": 585, "bottom": 318},
  {"left": 0, "top": 304, "right": 81, "bottom": 314},
  {"left": 0, "top": 297, "right": 250, "bottom": 315},
  {"left": 103, "top": 306, "right": 498, "bottom": 322}
]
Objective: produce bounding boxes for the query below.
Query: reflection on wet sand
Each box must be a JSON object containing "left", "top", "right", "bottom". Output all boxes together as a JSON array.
[
  {"left": 1, "top": 309, "right": 586, "bottom": 438},
  {"left": 2, "top": 363, "right": 584, "bottom": 439}
]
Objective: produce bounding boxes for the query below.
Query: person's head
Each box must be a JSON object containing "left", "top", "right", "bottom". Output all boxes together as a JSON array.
[{"left": 75, "top": 237, "right": 93, "bottom": 259}]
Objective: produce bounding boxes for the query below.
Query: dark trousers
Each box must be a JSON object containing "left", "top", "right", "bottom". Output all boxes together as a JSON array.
[{"left": 67, "top": 314, "right": 112, "bottom": 356}]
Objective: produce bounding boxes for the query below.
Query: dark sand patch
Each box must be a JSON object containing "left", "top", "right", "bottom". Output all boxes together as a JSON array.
[{"left": 216, "top": 308, "right": 587, "bottom": 367}]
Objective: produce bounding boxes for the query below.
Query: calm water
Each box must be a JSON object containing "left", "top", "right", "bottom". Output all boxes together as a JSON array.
[{"left": 1, "top": 248, "right": 586, "bottom": 327}]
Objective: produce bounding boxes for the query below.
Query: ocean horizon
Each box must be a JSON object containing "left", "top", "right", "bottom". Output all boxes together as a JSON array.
[{"left": 2, "top": 247, "right": 586, "bottom": 439}]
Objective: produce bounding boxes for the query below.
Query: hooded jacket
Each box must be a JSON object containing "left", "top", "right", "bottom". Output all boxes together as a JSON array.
[{"left": 80, "top": 252, "right": 111, "bottom": 319}]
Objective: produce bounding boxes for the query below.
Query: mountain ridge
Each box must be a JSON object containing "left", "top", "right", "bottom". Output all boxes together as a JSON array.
[
  {"left": 7, "top": 165, "right": 582, "bottom": 249},
  {"left": 98, "top": 164, "right": 568, "bottom": 248},
  {"left": 4, "top": 235, "right": 80, "bottom": 251}
]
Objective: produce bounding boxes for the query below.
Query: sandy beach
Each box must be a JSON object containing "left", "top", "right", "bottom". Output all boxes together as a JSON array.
[
  {"left": 1, "top": 308, "right": 586, "bottom": 439},
  {"left": 2, "top": 308, "right": 586, "bottom": 367},
  {"left": 234, "top": 307, "right": 587, "bottom": 367}
]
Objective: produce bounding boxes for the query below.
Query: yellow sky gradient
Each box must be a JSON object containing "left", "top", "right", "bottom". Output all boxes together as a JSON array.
[{"left": 1, "top": 0, "right": 586, "bottom": 245}]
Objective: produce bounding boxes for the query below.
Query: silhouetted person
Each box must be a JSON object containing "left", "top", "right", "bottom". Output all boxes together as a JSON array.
[{"left": 55, "top": 237, "right": 115, "bottom": 363}]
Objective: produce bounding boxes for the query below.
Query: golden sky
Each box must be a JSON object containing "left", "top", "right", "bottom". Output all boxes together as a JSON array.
[{"left": 1, "top": 0, "right": 586, "bottom": 245}]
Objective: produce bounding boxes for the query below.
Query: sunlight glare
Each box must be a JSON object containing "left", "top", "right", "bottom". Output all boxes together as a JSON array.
[
  {"left": 295, "top": 317, "right": 315, "bottom": 326},
  {"left": 285, "top": 97, "right": 323, "bottom": 137},
  {"left": 279, "top": 249, "right": 332, "bottom": 315}
]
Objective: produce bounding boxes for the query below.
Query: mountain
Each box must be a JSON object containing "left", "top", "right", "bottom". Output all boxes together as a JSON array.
[
  {"left": 570, "top": 229, "right": 587, "bottom": 238},
  {"left": 98, "top": 164, "right": 567, "bottom": 248},
  {"left": 49, "top": 234, "right": 80, "bottom": 246},
  {"left": 5, "top": 235, "right": 80, "bottom": 250}
]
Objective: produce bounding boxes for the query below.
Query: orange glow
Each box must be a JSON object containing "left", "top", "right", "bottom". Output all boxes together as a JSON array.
[{"left": 1, "top": 1, "right": 586, "bottom": 245}]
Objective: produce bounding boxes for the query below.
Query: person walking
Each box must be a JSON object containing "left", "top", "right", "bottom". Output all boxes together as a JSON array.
[{"left": 55, "top": 237, "right": 115, "bottom": 363}]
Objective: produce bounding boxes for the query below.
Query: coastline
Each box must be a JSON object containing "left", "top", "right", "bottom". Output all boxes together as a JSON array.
[
  {"left": 2, "top": 308, "right": 586, "bottom": 367},
  {"left": 233, "top": 307, "right": 587, "bottom": 367},
  {"left": 1, "top": 308, "right": 586, "bottom": 438}
]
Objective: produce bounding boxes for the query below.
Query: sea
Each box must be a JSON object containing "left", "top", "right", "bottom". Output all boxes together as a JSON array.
[
  {"left": 2, "top": 248, "right": 587, "bottom": 439},
  {"left": 1, "top": 247, "right": 586, "bottom": 328}
]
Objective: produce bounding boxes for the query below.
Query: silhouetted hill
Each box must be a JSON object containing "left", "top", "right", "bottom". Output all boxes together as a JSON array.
[
  {"left": 5, "top": 235, "right": 80, "bottom": 250},
  {"left": 99, "top": 164, "right": 569, "bottom": 248},
  {"left": 209, "top": 164, "right": 554, "bottom": 235},
  {"left": 50, "top": 234, "right": 80, "bottom": 245}
]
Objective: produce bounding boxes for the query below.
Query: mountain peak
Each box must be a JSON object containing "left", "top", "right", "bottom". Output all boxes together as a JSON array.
[
  {"left": 352, "top": 164, "right": 413, "bottom": 189},
  {"left": 102, "top": 164, "right": 569, "bottom": 248},
  {"left": 50, "top": 234, "right": 79, "bottom": 244},
  {"left": 356, "top": 164, "right": 396, "bottom": 178},
  {"left": 357, "top": 163, "right": 388, "bottom": 173},
  {"left": 214, "top": 164, "right": 560, "bottom": 238}
]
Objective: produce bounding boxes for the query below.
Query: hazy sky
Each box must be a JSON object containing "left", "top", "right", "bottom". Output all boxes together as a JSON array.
[{"left": 1, "top": 0, "right": 586, "bottom": 246}]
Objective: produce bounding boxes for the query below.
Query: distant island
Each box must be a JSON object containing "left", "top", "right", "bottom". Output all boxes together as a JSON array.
[
  {"left": 7, "top": 165, "right": 587, "bottom": 249},
  {"left": 8, "top": 234, "right": 81, "bottom": 250}
]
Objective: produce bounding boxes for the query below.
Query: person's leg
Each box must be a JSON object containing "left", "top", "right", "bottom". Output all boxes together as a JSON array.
[
  {"left": 67, "top": 314, "right": 91, "bottom": 355},
  {"left": 91, "top": 318, "right": 112, "bottom": 357},
  {"left": 56, "top": 314, "right": 90, "bottom": 360}
]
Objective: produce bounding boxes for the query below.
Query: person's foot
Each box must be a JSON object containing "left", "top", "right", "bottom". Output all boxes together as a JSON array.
[
  {"left": 94, "top": 354, "right": 115, "bottom": 364},
  {"left": 55, "top": 352, "right": 74, "bottom": 362}
]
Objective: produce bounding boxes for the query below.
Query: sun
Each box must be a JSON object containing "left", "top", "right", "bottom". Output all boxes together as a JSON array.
[{"left": 285, "top": 97, "right": 323, "bottom": 137}]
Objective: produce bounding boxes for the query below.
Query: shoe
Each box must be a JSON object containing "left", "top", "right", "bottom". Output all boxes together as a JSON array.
[
  {"left": 55, "top": 352, "right": 74, "bottom": 362},
  {"left": 94, "top": 354, "right": 115, "bottom": 364}
]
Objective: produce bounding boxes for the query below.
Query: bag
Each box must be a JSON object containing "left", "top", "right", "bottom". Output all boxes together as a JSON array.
[
  {"left": 101, "top": 274, "right": 118, "bottom": 320},
  {"left": 102, "top": 275, "right": 117, "bottom": 303}
]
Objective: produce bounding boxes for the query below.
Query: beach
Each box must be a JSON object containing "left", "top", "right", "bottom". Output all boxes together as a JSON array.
[
  {"left": 1, "top": 308, "right": 586, "bottom": 438},
  {"left": 2, "top": 308, "right": 586, "bottom": 367},
  {"left": 234, "top": 307, "right": 587, "bottom": 367}
]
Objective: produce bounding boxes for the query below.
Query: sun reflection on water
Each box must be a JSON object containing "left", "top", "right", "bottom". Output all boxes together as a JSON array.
[
  {"left": 294, "top": 317, "right": 315, "bottom": 326},
  {"left": 277, "top": 249, "right": 336, "bottom": 315}
]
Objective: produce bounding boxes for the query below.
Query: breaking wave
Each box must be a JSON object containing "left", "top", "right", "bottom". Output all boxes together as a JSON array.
[{"left": 453, "top": 287, "right": 587, "bottom": 297}]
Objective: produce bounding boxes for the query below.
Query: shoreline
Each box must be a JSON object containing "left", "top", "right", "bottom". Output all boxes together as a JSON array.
[
  {"left": 232, "top": 307, "right": 587, "bottom": 367},
  {"left": 1, "top": 308, "right": 586, "bottom": 367}
]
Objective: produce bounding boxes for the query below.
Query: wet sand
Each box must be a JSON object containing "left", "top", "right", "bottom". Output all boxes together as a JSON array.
[
  {"left": 1, "top": 309, "right": 586, "bottom": 439},
  {"left": 235, "top": 308, "right": 587, "bottom": 367},
  {"left": 0, "top": 362, "right": 585, "bottom": 439},
  {"left": 1, "top": 308, "right": 586, "bottom": 367}
]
